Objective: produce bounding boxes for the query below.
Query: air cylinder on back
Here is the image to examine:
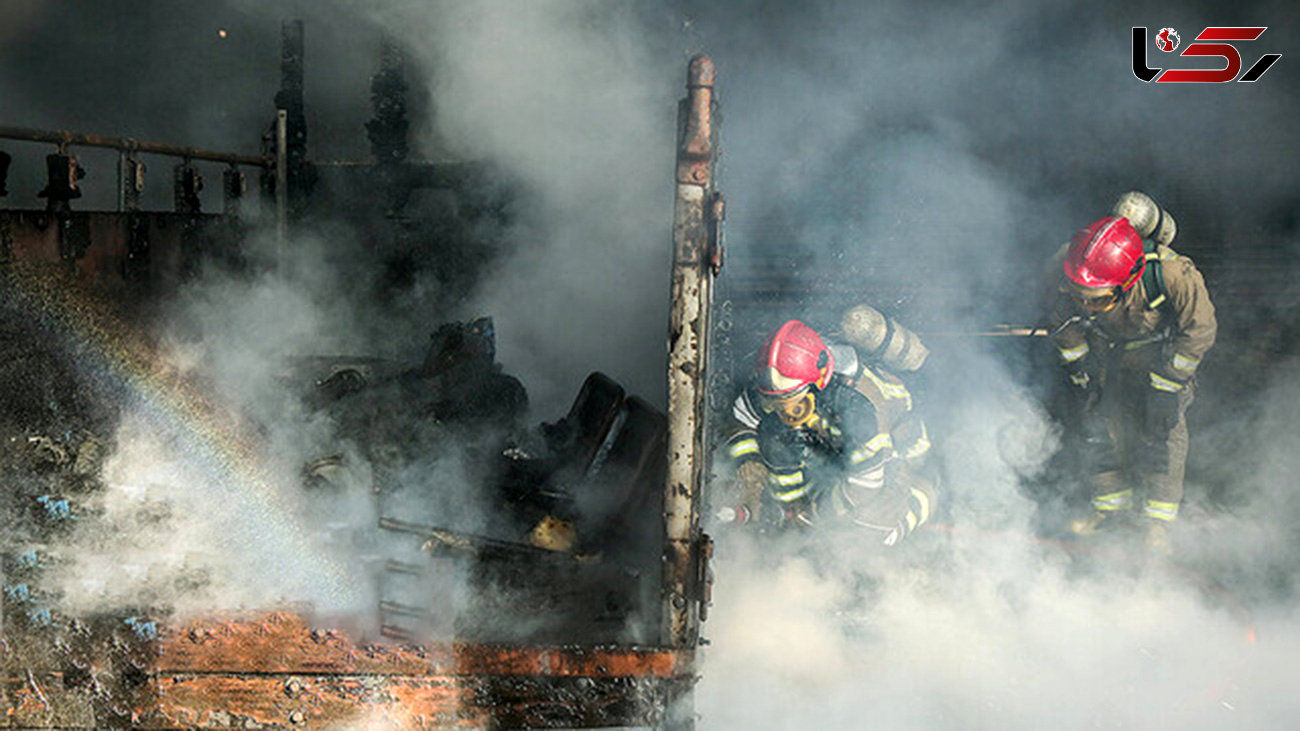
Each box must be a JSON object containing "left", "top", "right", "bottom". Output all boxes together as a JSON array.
[
  {"left": 840, "top": 304, "right": 929, "bottom": 372},
  {"left": 1113, "top": 190, "right": 1177, "bottom": 245}
]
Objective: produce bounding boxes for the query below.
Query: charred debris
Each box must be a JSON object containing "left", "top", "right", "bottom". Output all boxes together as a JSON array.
[
  {"left": 295, "top": 317, "right": 668, "bottom": 645},
  {"left": 1, "top": 20, "right": 717, "bottom": 730}
]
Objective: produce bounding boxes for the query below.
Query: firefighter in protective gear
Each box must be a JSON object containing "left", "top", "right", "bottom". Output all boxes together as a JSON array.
[
  {"left": 723, "top": 319, "right": 937, "bottom": 546},
  {"left": 1045, "top": 211, "right": 1216, "bottom": 552}
]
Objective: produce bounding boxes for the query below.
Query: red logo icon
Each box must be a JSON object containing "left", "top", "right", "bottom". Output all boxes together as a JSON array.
[
  {"left": 1133, "top": 26, "right": 1282, "bottom": 83},
  {"left": 1156, "top": 28, "right": 1180, "bottom": 52}
]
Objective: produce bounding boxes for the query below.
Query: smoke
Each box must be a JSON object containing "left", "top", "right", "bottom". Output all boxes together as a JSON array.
[
  {"left": 40, "top": 230, "right": 376, "bottom": 620},
  {"left": 3, "top": 0, "right": 1300, "bottom": 726},
  {"left": 347, "top": 0, "right": 679, "bottom": 413},
  {"left": 48, "top": 411, "right": 369, "bottom": 618},
  {"left": 699, "top": 532, "right": 1273, "bottom": 730},
  {"left": 0, "top": 0, "right": 683, "bottom": 649},
  {"left": 667, "top": 1, "right": 1300, "bottom": 729}
]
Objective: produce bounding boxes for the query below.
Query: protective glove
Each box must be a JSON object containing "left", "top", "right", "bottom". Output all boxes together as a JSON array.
[
  {"left": 755, "top": 494, "right": 815, "bottom": 531},
  {"left": 786, "top": 498, "right": 818, "bottom": 530},
  {"left": 756, "top": 412, "right": 804, "bottom": 471},
  {"left": 714, "top": 504, "right": 753, "bottom": 525},
  {"left": 1063, "top": 358, "right": 1101, "bottom": 411}
]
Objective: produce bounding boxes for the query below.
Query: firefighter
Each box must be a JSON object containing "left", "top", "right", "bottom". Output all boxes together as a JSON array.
[
  {"left": 1045, "top": 200, "right": 1216, "bottom": 553},
  {"left": 722, "top": 318, "right": 937, "bottom": 546}
]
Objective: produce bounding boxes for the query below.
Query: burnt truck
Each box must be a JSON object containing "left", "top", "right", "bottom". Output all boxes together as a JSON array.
[{"left": 0, "top": 42, "right": 723, "bottom": 729}]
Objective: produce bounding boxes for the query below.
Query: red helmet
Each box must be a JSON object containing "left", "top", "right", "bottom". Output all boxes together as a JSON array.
[
  {"left": 1063, "top": 216, "right": 1145, "bottom": 291},
  {"left": 756, "top": 320, "right": 835, "bottom": 396}
]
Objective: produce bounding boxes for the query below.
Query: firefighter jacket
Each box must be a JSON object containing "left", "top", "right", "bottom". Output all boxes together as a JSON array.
[
  {"left": 1045, "top": 242, "right": 1217, "bottom": 388},
  {"left": 725, "top": 348, "right": 935, "bottom": 542}
]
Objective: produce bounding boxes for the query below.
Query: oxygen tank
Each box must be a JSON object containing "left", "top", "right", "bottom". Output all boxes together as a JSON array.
[
  {"left": 840, "top": 304, "right": 929, "bottom": 372},
  {"left": 1113, "top": 191, "right": 1176, "bottom": 245}
]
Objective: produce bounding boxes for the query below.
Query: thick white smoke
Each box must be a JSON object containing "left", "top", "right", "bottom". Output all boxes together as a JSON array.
[
  {"left": 700, "top": 536, "right": 1266, "bottom": 730},
  {"left": 3, "top": 1, "right": 1298, "bottom": 727},
  {"left": 43, "top": 229, "right": 377, "bottom": 620},
  {"left": 668, "top": 1, "right": 1300, "bottom": 729}
]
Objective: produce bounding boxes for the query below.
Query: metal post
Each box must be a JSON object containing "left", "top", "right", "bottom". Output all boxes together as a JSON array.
[
  {"left": 276, "top": 109, "right": 288, "bottom": 248},
  {"left": 223, "top": 165, "right": 247, "bottom": 217},
  {"left": 117, "top": 150, "right": 126, "bottom": 212},
  {"left": 663, "top": 54, "right": 720, "bottom": 656},
  {"left": 38, "top": 150, "right": 82, "bottom": 212},
  {"left": 276, "top": 19, "right": 313, "bottom": 221},
  {"left": 368, "top": 35, "right": 410, "bottom": 215},
  {"left": 121, "top": 155, "right": 145, "bottom": 212},
  {"left": 173, "top": 161, "right": 203, "bottom": 215},
  {"left": 367, "top": 35, "right": 410, "bottom": 166}
]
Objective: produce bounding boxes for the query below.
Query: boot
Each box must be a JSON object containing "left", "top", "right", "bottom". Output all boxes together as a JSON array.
[
  {"left": 1144, "top": 521, "right": 1172, "bottom": 555},
  {"left": 1068, "top": 510, "right": 1110, "bottom": 536}
]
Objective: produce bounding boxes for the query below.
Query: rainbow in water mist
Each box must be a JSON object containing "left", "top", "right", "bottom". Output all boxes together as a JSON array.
[{"left": 5, "top": 262, "right": 357, "bottom": 607}]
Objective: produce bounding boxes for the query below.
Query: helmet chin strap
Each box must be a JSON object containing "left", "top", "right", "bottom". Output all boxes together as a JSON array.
[
  {"left": 1069, "top": 282, "right": 1123, "bottom": 313},
  {"left": 1121, "top": 258, "right": 1147, "bottom": 291},
  {"left": 1089, "top": 290, "right": 1121, "bottom": 313}
]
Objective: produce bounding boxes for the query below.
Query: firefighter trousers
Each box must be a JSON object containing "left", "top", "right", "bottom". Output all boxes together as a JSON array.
[{"left": 1089, "top": 363, "right": 1194, "bottom": 523}]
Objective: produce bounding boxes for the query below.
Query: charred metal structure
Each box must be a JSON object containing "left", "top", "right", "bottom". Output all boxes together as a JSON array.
[
  {"left": 1, "top": 14, "right": 722, "bottom": 725},
  {"left": 0, "top": 123, "right": 264, "bottom": 293}
]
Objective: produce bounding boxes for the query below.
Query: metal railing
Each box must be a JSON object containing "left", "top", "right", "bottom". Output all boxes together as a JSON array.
[
  {"left": 0, "top": 125, "right": 270, "bottom": 168},
  {"left": 0, "top": 122, "right": 285, "bottom": 233}
]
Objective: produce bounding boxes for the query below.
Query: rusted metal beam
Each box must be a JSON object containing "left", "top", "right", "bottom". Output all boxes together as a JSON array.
[
  {"left": 145, "top": 674, "right": 468, "bottom": 729},
  {"left": 116, "top": 612, "right": 689, "bottom": 728},
  {"left": 0, "top": 125, "right": 270, "bottom": 168},
  {"left": 663, "top": 54, "right": 720, "bottom": 658},
  {"left": 141, "top": 672, "right": 686, "bottom": 729},
  {"left": 158, "top": 614, "right": 685, "bottom": 679},
  {"left": 0, "top": 210, "right": 231, "bottom": 288}
]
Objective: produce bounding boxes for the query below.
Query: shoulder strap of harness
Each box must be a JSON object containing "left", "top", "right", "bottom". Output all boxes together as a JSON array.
[
  {"left": 828, "top": 342, "right": 862, "bottom": 383},
  {"left": 1140, "top": 239, "right": 1171, "bottom": 313},
  {"left": 870, "top": 315, "right": 896, "bottom": 361}
]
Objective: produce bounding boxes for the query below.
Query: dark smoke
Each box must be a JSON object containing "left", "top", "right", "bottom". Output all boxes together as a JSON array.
[{"left": 3, "top": 1, "right": 1299, "bottom": 728}]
